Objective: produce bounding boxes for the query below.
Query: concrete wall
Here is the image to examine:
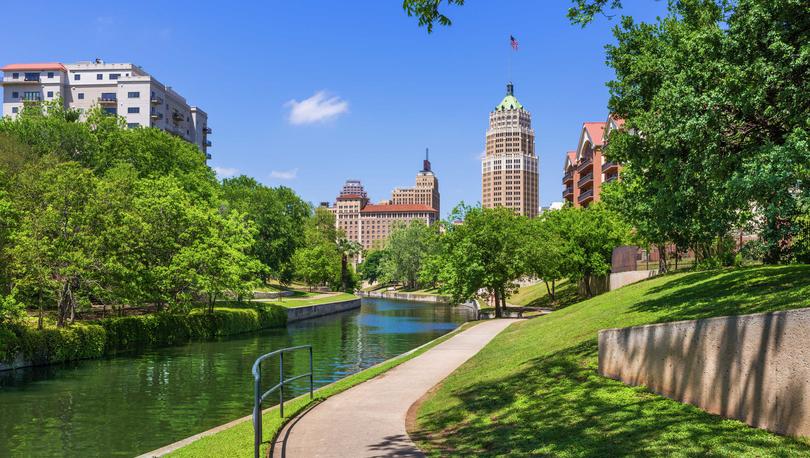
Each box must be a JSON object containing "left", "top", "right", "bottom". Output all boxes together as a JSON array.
[
  {"left": 608, "top": 269, "right": 658, "bottom": 291},
  {"left": 358, "top": 291, "right": 451, "bottom": 304},
  {"left": 286, "top": 298, "right": 361, "bottom": 323},
  {"left": 598, "top": 307, "right": 810, "bottom": 437}
]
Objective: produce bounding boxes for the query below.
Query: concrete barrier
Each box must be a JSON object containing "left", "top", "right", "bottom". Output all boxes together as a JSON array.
[
  {"left": 357, "top": 291, "right": 451, "bottom": 304},
  {"left": 598, "top": 307, "right": 810, "bottom": 437},
  {"left": 608, "top": 269, "right": 658, "bottom": 291},
  {"left": 285, "top": 298, "right": 361, "bottom": 323},
  {"left": 252, "top": 290, "right": 295, "bottom": 300}
]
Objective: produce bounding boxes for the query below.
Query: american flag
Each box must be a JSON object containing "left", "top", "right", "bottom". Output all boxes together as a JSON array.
[{"left": 510, "top": 35, "right": 519, "bottom": 51}]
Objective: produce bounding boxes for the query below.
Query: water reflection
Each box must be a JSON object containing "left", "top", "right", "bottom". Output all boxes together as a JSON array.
[{"left": 0, "top": 299, "right": 471, "bottom": 457}]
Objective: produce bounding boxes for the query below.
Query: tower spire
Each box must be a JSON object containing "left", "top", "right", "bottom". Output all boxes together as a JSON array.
[
  {"left": 422, "top": 147, "right": 431, "bottom": 172},
  {"left": 507, "top": 82, "right": 514, "bottom": 96}
]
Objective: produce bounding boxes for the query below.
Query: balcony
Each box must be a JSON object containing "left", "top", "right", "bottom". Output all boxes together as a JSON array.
[
  {"left": 150, "top": 110, "right": 163, "bottom": 120},
  {"left": 205, "top": 153, "right": 212, "bottom": 160},
  {"left": 578, "top": 188, "right": 594, "bottom": 204},
  {"left": 577, "top": 158, "right": 593, "bottom": 173},
  {"left": 577, "top": 173, "right": 594, "bottom": 189},
  {"left": 563, "top": 186, "right": 573, "bottom": 198},
  {"left": 563, "top": 170, "right": 573, "bottom": 183},
  {"left": 605, "top": 174, "right": 619, "bottom": 183},
  {"left": 205, "top": 140, "right": 212, "bottom": 147},
  {"left": 602, "top": 161, "right": 619, "bottom": 173},
  {"left": 172, "top": 112, "right": 184, "bottom": 122},
  {"left": 150, "top": 96, "right": 164, "bottom": 105},
  {"left": 98, "top": 96, "right": 117, "bottom": 105},
  {"left": 203, "top": 127, "right": 212, "bottom": 135}
]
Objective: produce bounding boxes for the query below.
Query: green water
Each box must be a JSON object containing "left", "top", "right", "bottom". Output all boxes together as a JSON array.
[{"left": 0, "top": 298, "right": 472, "bottom": 457}]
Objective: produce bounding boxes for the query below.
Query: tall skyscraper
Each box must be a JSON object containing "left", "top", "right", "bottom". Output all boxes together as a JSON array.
[
  {"left": 391, "top": 149, "right": 440, "bottom": 215},
  {"left": 481, "top": 83, "right": 539, "bottom": 217}
]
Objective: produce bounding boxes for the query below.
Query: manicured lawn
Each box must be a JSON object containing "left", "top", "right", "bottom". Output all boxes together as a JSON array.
[
  {"left": 412, "top": 265, "right": 810, "bottom": 457},
  {"left": 509, "top": 278, "right": 579, "bottom": 309},
  {"left": 166, "top": 321, "right": 481, "bottom": 457},
  {"left": 254, "top": 292, "right": 358, "bottom": 308}
]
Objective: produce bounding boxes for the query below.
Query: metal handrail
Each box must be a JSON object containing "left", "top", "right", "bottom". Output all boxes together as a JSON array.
[{"left": 252, "top": 344, "right": 313, "bottom": 458}]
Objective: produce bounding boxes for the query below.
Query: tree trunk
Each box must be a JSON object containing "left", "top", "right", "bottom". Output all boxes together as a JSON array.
[
  {"left": 493, "top": 289, "right": 502, "bottom": 318},
  {"left": 544, "top": 280, "right": 552, "bottom": 298},
  {"left": 583, "top": 274, "right": 593, "bottom": 298},
  {"left": 658, "top": 245, "right": 668, "bottom": 274},
  {"left": 500, "top": 288, "right": 507, "bottom": 315},
  {"left": 341, "top": 254, "right": 348, "bottom": 292},
  {"left": 551, "top": 280, "right": 556, "bottom": 300}
]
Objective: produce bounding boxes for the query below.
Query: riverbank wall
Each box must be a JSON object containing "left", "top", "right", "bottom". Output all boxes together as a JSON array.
[
  {"left": 286, "top": 298, "right": 361, "bottom": 322},
  {"left": 358, "top": 290, "right": 451, "bottom": 304}
]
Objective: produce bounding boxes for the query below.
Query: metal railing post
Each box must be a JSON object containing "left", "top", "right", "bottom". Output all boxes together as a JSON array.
[
  {"left": 254, "top": 366, "right": 261, "bottom": 458},
  {"left": 309, "top": 346, "right": 314, "bottom": 399},
  {"left": 279, "top": 351, "right": 284, "bottom": 418}
]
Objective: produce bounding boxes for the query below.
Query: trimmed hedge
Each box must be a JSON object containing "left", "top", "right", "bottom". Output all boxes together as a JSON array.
[{"left": 0, "top": 305, "right": 288, "bottom": 366}]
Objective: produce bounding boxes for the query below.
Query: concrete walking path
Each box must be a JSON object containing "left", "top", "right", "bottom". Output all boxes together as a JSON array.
[{"left": 270, "top": 319, "right": 516, "bottom": 458}]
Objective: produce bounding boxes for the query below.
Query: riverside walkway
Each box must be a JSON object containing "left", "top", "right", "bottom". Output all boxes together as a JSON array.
[{"left": 270, "top": 319, "right": 515, "bottom": 457}]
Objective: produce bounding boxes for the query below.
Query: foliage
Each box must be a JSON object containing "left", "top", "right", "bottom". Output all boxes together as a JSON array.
[
  {"left": 292, "top": 243, "right": 340, "bottom": 289},
  {"left": 438, "top": 205, "right": 525, "bottom": 317},
  {"left": 413, "top": 266, "right": 810, "bottom": 457},
  {"left": 358, "top": 250, "right": 385, "bottom": 284},
  {"left": 0, "top": 321, "right": 107, "bottom": 365},
  {"left": 402, "top": 0, "right": 464, "bottom": 33},
  {"left": 604, "top": 0, "right": 810, "bottom": 264},
  {"left": 379, "top": 220, "right": 438, "bottom": 289},
  {"left": 221, "top": 176, "right": 310, "bottom": 283},
  {"left": 521, "top": 213, "right": 567, "bottom": 300}
]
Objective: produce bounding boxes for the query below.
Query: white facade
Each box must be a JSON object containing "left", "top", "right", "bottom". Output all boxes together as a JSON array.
[{"left": 1, "top": 61, "right": 211, "bottom": 158}]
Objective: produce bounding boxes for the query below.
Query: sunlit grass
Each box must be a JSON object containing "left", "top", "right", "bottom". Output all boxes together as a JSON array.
[{"left": 413, "top": 265, "right": 810, "bottom": 457}]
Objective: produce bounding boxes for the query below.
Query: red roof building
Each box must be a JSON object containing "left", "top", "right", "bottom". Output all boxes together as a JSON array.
[{"left": 563, "top": 115, "right": 624, "bottom": 207}]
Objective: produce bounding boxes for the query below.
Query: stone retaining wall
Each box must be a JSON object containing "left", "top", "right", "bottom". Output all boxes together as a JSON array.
[
  {"left": 285, "top": 298, "right": 362, "bottom": 323},
  {"left": 598, "top": 307, "right": 810, "bottom": 437}
]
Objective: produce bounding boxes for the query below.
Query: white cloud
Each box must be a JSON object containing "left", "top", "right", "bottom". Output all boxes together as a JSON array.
[
  {"left": 285, "top": 91, "right": 348, "bottom": 125},
  {"left": 270, "top": 168, "right": 298, "bottom": 180},
  {"left": 213, "top": 167, "right": 240, "bottom": 178}
]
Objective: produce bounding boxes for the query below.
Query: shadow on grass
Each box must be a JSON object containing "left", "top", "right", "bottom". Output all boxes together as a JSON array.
[
  {"left": 414, "top": 340, "right": 810, "bottom": 457},
  {"left": 631, "top": 265, "right": 810, "bottom": 323},
  {"left": 520, "top": 281, "right": 580, "bottom": 311}
]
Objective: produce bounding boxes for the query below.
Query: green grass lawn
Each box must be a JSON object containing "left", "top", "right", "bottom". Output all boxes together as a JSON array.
[
  {"left": 509, "top": 279, "right": 579, "bottom": 309},
  {"left": 412, "top": 265, "right": 810, "bottom": 457},
  {"left": 253, "top": 292, "right": 358, "bottom": 308},
  {"left": 166, "top": 321, "right": 481, "bottom": 458}
]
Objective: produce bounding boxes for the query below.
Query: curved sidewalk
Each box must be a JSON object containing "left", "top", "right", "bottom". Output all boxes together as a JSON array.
[{"left": 270, "top": 319, "right": 515, "bottom": 458}]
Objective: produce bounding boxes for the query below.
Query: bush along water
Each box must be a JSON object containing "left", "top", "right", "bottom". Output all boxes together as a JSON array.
[{"left": 0, "top": 305, "right": 287, "bottom": 368}]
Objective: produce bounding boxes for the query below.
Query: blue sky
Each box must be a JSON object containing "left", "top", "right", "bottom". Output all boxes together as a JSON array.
[{"left": 1, "top": 0, "right": 668, "bottom": 216}]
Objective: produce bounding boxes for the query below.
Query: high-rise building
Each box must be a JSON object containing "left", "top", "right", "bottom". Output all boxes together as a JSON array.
[
  {"left": 328, "top": 156, "right": 440, "bottom": 251},
  {"left": 481, "top": 83, "right": 539, "bottom": 217},
  {"left": 562, "top": 115, "right": 623, "bottom": 207},
  {"left": 390, "top": 148, "right": 440, "bottom": 215},
  {"left": 1, "top": 60, "right": 211, "bottom": 158}
]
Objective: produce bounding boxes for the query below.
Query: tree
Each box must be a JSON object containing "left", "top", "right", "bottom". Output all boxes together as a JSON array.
[
  {"left": 438, "top": 205, "right": 525, "bottom": 318},
  {"left": 336, "top": 237, "right": 362, "bottom": 292},
  {"left": 379, "top": 220, "right": 436, "bottom": 289},
  {"left": 359, "top": 250, "right": 385, "bottom": 285},
  {"left": 292, "top": 242, "right": 340, "bottom": 290},
  {"left": 521, "top": 215, "right": 566, "bottom": 301},
  {"left": 221, "top": 176, "right": 309, "bottom": 283},
  {"left": 555, "top": 205, "right": 629, "bottom": 297}
]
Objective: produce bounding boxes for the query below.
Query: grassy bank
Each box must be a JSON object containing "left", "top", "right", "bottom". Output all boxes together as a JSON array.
[
  {"left": 253, "top": 292, "right": 358, "bottom": 308},
  {"left": 412, "top": 265, "right": 810, "bottom": 456},
  {"left": 0, "top": 304, "right": 287, "bottom": 367},
  {"left": 166, "top": 320, "right": 481, "bottom": 458},
  {"left": 509, "top": 278, "right": 578, "bottom": 309}
]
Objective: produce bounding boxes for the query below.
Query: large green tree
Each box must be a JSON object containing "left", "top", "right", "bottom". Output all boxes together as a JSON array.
[{"left": 379, "top": 220, "right": 437, "bottom": 289}]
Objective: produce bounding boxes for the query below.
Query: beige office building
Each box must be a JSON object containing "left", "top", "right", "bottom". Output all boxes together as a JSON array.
[
  {"left": 1, "top": 60, "right": 211, "bottom": 158},
  {"left": 328, "top": 157, "right": 440, "bottom": 251},
  {"left": 481, "top": 83, "right": 539, "bottom": 217}
]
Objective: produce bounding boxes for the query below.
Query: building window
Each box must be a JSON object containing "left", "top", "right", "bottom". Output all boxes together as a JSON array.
[
  {"left": 97, "top": 74, "right": 103, "bottom": 80},
  {"left": 11, "top": 73, "right": 18, "bottom": 79},
  {"left": 127, "top": 123, "right": 140, "bottom": 128},
  {"left": 100, "top": 92, "right": 116, "bottom": 101},
  {"left": 110, "top": 73, "right": 120, "bottom": 80},
  {"left": 24, "top": 72, "right": 40, "bottom": 82},
  {"left": 11, "top": 107, "right": 18, "bottom": 114},
  {"left": 127, "top": 107, "right": 140, "bottom": 114},
  {"left": 78, "top": 93, "right": 85, "bottom": 100},
  {"left": 47, "top": 72, "right": 54, "bottom": 78},
  {"left": 47, "top": 91, "right": 53, "bottom": 98},
  {"left": 74, "top": 74, "right": 81, "bottom": 81},
  {"left": 12, "top": 92, "right": 18, "bottom": 98},
  {"left": 22, "top": 92, "right": 41, "bottom": 101},
  {"left": 128, "top": 91, "right": 140, "bottom": 98},
  {"left": 103, "top": 107, "right": 117, "bottom": 115}
]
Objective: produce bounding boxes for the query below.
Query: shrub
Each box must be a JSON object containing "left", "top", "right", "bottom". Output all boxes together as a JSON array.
[{"left": 1, "top": 322, "right": 106, "bottom": 364}]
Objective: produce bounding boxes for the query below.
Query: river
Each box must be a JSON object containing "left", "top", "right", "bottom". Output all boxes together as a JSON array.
[{"left": 0, "top": 298, "right": 472, "bottom": 457}]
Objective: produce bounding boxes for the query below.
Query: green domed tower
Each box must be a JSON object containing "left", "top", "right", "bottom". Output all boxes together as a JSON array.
[{"left": 481, "top": 82, "right": 539, "bottom": 217}]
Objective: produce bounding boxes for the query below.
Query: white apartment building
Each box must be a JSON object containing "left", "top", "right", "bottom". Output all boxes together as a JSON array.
[{"left": 1, "top": 60, "right": 211, "bottom": 158}]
